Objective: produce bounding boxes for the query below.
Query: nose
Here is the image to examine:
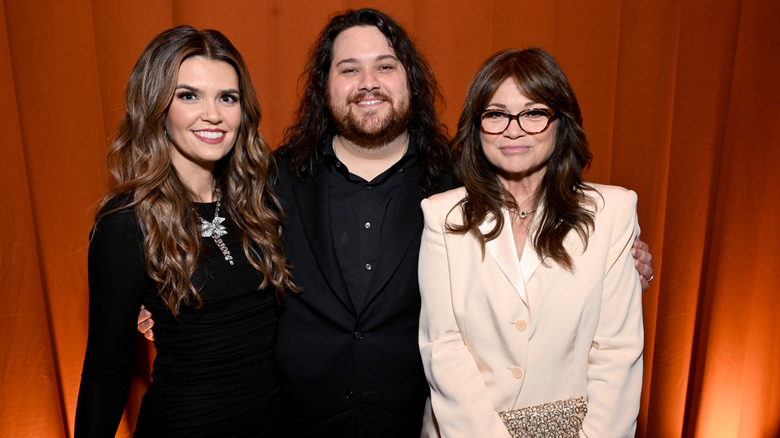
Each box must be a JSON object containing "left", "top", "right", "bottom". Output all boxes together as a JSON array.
[
  {"left": 201, "top": 100, "right": 222, "bottom": 123},
  {"left": 504, "top": 116, "right": 526, "bottom": 138},
  {"left": 358, "top": 70, "right": 379, "bottom": 92}
]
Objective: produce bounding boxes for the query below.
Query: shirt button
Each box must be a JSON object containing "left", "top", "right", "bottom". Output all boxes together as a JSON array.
[
  {"left": 364, "top": 222, "right": 371, "bottom": 229},
  {"left": 354, "top": 331, "right": 363, "bottom": 340},
  {"left": 365, "top": 264, "right": 372, "bottom": 271},
  {"left": 511, "top": 367, "right": 524, "bottom": 379},
  {"left": 335, "top": 162, "right": 342, "bottom": 168},
  {"left": 514, "top": 319, "right": 528, "bottom": 332},
  {"left": 345, "top": 390, "right": 355, "bottom": 400}
]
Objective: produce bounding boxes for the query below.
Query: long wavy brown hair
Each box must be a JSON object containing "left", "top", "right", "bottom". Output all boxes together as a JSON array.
[
  {"left": 96, "top": 25, "right": 296, "bottom": 315},
  {"left": 277, "top": 8, "right": 451, "bottom": 195},
  {"left": 448, "top": 48, "right": 596, "bottom": 270}
]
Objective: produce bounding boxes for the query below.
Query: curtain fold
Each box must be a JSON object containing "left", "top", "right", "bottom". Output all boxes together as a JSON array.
[
  {"left": 1, "top": 0, "right": 67, "bottom": 435},
  {"left": 685, "top": 0, "right": 780, "bottom": 435},
  {"left": 2, "top": 1, "right": 777, "bottom": 436}
]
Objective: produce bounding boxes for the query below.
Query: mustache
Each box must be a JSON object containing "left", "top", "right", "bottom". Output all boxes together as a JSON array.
[{"left": 349, "top": 91, "right": 392, "bottom": 104}]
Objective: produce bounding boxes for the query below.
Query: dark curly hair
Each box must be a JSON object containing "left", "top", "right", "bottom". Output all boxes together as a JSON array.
[{"left": 277, "top": 8, "right": 451, "bottom": 194}]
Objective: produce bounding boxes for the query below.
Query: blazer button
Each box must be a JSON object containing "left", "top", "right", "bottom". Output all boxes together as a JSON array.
[
  {"left": 514, "top": 319, "right": 528, "bottom": 332},
  {"left": 353, "top": 331, "right": 363, "bottom": 340},
  {"left": 345, "top": 390, "right": 355, "bottom": 400},
  {"left": 511, "top": 367, "right": 524, "bottom": 379}
]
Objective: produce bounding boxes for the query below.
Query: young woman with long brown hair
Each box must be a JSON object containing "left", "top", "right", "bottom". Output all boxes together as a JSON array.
[{"left": 75, "top": 26, "right": 295, "bottom": 437}]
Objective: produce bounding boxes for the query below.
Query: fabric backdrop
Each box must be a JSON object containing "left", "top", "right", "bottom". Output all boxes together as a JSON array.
[{"left": 1, "top": 0, "right": 778, "bottom": 436}]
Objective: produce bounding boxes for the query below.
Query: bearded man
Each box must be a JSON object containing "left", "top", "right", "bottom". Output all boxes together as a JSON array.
[{"left": 272, "top": 9, "right": 455, "bottom": 437}]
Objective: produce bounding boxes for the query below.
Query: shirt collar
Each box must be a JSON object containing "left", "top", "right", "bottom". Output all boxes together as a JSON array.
[{"left": 324, "top": 133, "right": 418, "bottom": 180}]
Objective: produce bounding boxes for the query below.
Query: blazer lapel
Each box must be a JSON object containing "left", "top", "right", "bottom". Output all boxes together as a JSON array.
[
  {"left": 519, "top": 235, "right": 542, "bottom": 292},
  {"left": 292, "top": 171, "right": 356, "bottom": 314},
  {"left": 482, "top": 209, "right": 541, "bottom": 306}
]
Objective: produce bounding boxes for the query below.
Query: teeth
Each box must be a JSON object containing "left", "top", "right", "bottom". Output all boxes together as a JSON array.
[
  {"left": 194, "top": 131, "right": 225, "bottom": 139},
  {"left": 358, "top": 99, "right": 383, "bottom": 105}
]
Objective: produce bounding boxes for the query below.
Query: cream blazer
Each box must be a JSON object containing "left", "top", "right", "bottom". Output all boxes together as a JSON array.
[{"left": 418, "top": 184, "right": 643, "bottom": 438}]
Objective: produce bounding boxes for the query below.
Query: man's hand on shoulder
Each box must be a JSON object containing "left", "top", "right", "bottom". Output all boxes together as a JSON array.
[
  {"left": 632, "top": 239, "right": 654, "bottom": 292},
  {"left": 137, "top": 305, "right": 155, "bottom": 341}
]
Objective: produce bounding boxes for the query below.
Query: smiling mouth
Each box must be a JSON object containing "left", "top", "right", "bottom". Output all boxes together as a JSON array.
[
  {"left": 357, "top": 99, "right": 384, "bottom": 106},
  {"left": 500, "top": 146, "right": 531, "bottom": 153},
  {"left": 351, "top": 91, "right": 390, "bottom": 107},
  {"left": 193, "top": 130, "right": 225, "bottom": 139}
]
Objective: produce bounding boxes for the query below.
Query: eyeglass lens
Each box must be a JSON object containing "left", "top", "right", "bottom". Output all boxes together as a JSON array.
[{"left": 481, "top": 109, "right": 552, "bottom": 134}]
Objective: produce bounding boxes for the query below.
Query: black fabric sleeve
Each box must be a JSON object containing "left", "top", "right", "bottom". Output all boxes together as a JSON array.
[{"left": 74, "top": 208, "right": 150, "bottom": 437}]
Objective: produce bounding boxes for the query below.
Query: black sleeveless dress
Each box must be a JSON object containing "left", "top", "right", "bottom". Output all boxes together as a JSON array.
[{"left": 75, "top": 201, "right": 287, "bottom": 437}]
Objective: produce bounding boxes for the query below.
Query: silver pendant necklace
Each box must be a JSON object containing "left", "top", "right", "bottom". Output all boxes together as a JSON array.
[{"left": 199, "top": 188, "right": 234, "bottom": 265}]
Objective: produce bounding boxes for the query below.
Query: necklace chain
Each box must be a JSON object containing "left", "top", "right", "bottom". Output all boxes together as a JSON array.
[
  {"left": 199, "top": 188, "right": 234, "bottom": 265},
  {"left": 508, "top": 206, "right": 536, "bottom": 220}
]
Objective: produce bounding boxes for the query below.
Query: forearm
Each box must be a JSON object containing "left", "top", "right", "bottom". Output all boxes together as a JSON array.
[{"left": 74, "top": 378, "right": 132, "bottom": 437}]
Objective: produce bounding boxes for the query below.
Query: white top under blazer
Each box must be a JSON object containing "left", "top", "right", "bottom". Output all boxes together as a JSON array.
[{"left": 418, "top": 183, "right": 643, "bottom": 438}]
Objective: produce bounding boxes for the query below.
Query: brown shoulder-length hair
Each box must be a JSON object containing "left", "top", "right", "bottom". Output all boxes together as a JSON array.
[
  {"left": 449, "top": 48, "right": 596, "bottom": 270},
  {"left": 276, "top": 8, "right": 451, "bottom": 195},
  {"left": 97, "top": 25, "right": 297, "bottom": 316}
]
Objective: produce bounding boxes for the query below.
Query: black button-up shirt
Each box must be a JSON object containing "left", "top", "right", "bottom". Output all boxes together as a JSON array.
[{"left": 324, "top": 138, "right": 417, "bottom": 310}]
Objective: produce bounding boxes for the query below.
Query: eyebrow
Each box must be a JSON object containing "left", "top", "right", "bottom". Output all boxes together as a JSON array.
[
  {"left": 334, "top": 54, "right": 400, "bottom": 67},
  {"left": 175, "top": 84, "right": 240, "bottom": 95},
  {"left": 485, "top": 101, "right": 546, "bottom": 110}
]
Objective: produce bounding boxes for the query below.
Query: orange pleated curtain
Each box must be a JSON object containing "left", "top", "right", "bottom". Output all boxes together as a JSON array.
[{"left": 2, "top": 1, "right": 778, "bottom": 437}]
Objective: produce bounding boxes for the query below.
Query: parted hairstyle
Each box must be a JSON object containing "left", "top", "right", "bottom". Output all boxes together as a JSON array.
[
  {"left": 97, "top": 25, "right": 296, "bottom": 315},
  {"left": 277, "top": 8, "right": 451, "bottom": 194},
  {"left": 448, "top": 48, "right": 596, "bottom": 270}
]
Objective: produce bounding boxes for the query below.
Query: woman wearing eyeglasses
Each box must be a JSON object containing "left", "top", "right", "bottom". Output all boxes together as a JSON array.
[{"left": 418, "top": 48, "right": 643, "bottom": 438}]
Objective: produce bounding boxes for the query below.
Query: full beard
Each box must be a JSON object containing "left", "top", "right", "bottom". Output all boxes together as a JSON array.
[{"left": 328, "top": 91, "right": 412, "bottom": 149}]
